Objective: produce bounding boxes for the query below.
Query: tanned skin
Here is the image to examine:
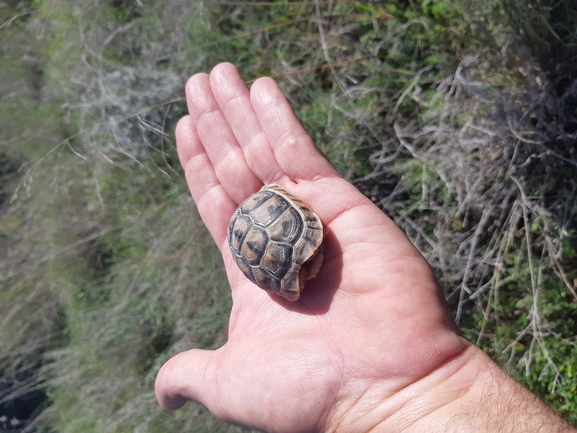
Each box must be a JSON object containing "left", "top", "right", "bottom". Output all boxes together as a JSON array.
[{"left": 155, "top": 63, "right": 575, "bottom": 433}]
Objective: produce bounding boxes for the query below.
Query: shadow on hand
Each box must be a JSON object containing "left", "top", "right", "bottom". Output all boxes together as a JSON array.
[{"left": 272, "top": 227, "right": 342, "bottom": 316}]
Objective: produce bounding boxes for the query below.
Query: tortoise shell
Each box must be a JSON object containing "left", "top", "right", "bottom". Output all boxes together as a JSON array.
[{"left": 227, "top": 184, "right": 324, "bottom": 301}]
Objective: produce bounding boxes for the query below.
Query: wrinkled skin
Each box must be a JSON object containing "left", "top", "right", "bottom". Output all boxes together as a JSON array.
[{"left": 155, "top": 63, "right": 470, "bottom": 433}]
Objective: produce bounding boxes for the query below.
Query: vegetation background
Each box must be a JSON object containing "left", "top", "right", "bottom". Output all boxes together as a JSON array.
[{"left": 1, "top": 0, "right": 576, "bottom": 431}]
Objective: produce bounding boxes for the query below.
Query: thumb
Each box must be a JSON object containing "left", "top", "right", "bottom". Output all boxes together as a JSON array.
[{"left": 155, "top": 348, "right": 214, "bottom": 411}]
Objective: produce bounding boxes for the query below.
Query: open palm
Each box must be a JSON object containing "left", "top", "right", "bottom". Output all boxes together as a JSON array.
[{"left": 155, "top": 63, "right": 469, "bottom": 433}]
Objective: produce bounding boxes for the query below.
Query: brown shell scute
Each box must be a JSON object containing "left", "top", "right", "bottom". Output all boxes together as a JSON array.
[{"left": 227, "top": 184, "right": 324, "bottom": 301}]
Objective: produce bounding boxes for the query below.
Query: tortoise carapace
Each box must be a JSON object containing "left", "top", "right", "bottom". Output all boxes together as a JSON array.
[{"left": 227, "top": 184, "right": 324, "bottom": 301}]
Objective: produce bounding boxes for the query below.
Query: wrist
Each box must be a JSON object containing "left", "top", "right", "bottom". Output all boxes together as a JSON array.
[
  {"left": 324, "top": 342, "right": 574, "bottom": 433},
  {"left": 437, "top": 347, "right": 574, "bottom": 433}
]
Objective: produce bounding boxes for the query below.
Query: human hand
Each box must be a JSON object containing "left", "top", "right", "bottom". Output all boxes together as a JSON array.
[{"left": 155, "top": 63, "right": 574, "bottom": 433}]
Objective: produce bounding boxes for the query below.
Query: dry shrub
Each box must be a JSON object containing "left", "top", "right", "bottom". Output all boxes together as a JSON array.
[
  {"left": 2, "top": 0, "right": 576, "bottom": 429},
  {"left": 358, "top": 47, "right": 577, "bottom": 401}
]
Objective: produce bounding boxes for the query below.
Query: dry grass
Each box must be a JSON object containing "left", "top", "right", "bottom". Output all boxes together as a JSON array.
[
  {"left": 357, "top": 49, "right": 577, "bottom": 401},
  {"left": 1, "top": 0, "right": 576, "bottom": 430}
]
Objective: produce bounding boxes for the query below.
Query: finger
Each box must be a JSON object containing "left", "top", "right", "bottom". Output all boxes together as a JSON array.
[
  {"left": 209, "top": 63, "right": 285, "bottom": 185},
  {"left": 247, "top": 77, "right": 407, "bottom": 241},
  {"left": 175, "top": 116, "right": 237, "bottom": 249},
  {"left": 186, "top": 73, "right": 262, "bottom": 204},
  {"left": 250, "top": 77, "right": 339, "bottom": 182},
  {"left": 155, "top": 348, "right": 214, "bottom": 411}
]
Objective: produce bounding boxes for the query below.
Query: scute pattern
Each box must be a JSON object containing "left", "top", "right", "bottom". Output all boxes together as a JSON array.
[
  {"left": 227, "top": 184, "right": 324, "bottom": 301},
  {"left": 267, "top": 207, "right": 302, "bottom": 243}
]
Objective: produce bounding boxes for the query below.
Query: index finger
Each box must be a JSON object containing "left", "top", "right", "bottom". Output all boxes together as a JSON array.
[{"left": 175, "top": 115, "right": 238, "bottom": 250}]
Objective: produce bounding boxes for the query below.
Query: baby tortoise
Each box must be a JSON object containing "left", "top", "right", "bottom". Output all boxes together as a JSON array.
[{"left": 227, "top": 184, "right": 324, "bottom": 301}]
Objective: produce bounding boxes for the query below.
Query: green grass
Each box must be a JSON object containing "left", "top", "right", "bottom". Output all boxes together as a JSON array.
[{"left": 1, "top": 0, "right": 576, "bottom": 430}]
